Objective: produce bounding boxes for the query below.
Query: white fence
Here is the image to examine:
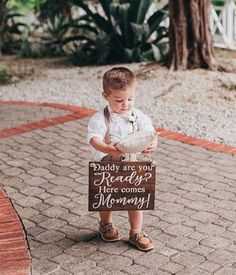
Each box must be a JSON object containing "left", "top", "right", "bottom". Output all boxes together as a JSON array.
[{"left": 210, "top": 0, "right": 236, "bottom": 50}]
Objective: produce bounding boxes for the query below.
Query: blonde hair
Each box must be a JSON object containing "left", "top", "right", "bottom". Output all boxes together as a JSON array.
[{"left": 103, "top": 67, "right": 136, "bottom": 94}]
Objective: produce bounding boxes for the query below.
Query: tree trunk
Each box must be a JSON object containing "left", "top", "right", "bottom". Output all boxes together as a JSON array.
[
  {"left": 169, "top": 0, "right": 217, "bottom": 70},
  {"left": 0, "top": 0, "right": 6, "bottom": 56}
]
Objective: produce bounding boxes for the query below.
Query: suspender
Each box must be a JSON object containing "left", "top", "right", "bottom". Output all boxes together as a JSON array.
[
  {"left": 103, "top": 106, "right": 138, "bottom": 145},
  {"left": 103, "top": 106, "right": 111, "bottom": 144}
]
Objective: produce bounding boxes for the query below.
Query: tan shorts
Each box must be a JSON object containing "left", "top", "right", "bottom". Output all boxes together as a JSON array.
[
  {"left": 101, "top": 155, "right": 124, "bottom": 161},
  {"left": 101, "top": 154, "right": 138, "bottom": 162}
]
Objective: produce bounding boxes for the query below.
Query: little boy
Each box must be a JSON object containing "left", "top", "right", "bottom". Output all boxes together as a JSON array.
[{"left": 87, "top": 67, "right": 157, "bottom": 251}]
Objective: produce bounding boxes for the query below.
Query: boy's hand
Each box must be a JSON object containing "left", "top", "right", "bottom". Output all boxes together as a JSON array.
[
  {"left": 142, "top": 139, "right": 157, "bottom": 154},
  {"left": 105, "top": 143, "right": 122, "bottom": 157},
  {"left": 90, "top": 137, "right": 122, "bottom": 157}
]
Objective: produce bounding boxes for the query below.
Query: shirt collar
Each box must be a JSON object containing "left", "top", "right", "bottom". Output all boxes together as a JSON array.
[{"left": 107, "top": 105, "right": 133, "bottom": 120}]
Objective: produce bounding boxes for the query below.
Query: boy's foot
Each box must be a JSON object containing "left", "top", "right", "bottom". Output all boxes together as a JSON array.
[
  {"left": 129, "top": 231, "right": 154, "bottom": 251},
  {"left": 98, "top": 221, "right": 120, "bottom": 242}
]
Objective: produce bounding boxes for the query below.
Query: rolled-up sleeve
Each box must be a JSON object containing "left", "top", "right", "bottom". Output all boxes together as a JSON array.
[{"left": 87, "top": 111, "right": 106, "bottom": 144}]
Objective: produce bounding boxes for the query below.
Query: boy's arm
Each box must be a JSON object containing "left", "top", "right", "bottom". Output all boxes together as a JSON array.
[{"left": 90, "top": 137, "right": 122, "bottom": 157}]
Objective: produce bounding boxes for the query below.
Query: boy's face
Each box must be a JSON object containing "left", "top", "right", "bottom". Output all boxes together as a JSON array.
[{"left": 102, "top": 83, "right": 136, "bottom": 114}]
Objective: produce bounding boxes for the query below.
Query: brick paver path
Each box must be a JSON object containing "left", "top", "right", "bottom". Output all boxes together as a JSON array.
[
  {"left": 0, "top": 101, "right": 236, "bottom": 275},
  {"left": 0, "top": 104, "right": 70, "bottom": 130}
]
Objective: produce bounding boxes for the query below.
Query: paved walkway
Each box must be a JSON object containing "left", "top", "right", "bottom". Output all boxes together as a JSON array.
[{"left": 0, "top": 101, "right": 236, "bottom": 275}]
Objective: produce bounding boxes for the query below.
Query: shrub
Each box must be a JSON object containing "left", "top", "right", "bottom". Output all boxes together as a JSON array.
[
  {"left": 0, "top": 68, "right": 8, "bottom": 84},
  {"left": 29, "top": 0, "right": 75, "bottom": 57},
  {"left": 67, "top": 0, "right": 169, "bottom": 65},
  {"left": 18, "top": 0, "right": 76, "bottom": 58},
  {"left": 0, "top": 0, "right": 28, "bottom": 55}
]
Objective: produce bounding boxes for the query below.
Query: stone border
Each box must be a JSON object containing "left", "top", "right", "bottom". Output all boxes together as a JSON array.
[
  {"left": 157, "top": 128, "right": 236, "bottom": 155},
  {"left": 0, "top": 100, "right": 235, "bottom": 155},
  {"left": 0, "top": 188, "right": 31, "bottom": 275}
]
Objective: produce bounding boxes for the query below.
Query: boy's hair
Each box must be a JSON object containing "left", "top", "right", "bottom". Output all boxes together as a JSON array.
[{"left": 103, "top": 67, "right": 136, "bottom": 94}]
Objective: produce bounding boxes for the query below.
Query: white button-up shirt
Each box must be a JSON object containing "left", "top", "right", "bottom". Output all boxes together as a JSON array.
[{"left": 87, "top": 105, "right": 155, "bottom": 161}]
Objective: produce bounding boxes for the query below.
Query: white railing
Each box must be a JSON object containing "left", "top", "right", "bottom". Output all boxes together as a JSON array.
[{"left": 210, "top": 0, "right": 236, "bottom": 50}]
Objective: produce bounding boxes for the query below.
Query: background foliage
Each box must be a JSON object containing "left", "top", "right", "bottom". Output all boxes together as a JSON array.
[
  {"left": 0, "top": 0, "right": 228, "bottom": 65},
  {"left": 0, "top": 0, "right": 169, "bottom": 64},
  {"left": 67, "top": 0, "right": 169, "bottom": 65}
]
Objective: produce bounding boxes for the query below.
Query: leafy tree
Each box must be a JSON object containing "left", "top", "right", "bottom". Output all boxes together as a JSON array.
[{"left": 7, "top": 0, "right": 39, "bottom": 12}]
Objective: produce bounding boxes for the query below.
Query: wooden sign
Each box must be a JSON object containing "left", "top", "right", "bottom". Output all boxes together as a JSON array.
[{"left": 88, "top": 161, "right": 156, "bottom": 211}]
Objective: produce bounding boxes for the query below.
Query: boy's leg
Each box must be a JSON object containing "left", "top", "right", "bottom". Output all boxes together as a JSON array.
[
  {"left": 99, "top": 211, "right": 113, "bottom": 224},
  {"left": 128, "top": 210, "right": 154, "bottom": 251},
  {"left": 128, "top": 210, "right": 143, "bottom": 234},
  {"left": 98, "top": 211, "right": 120, "bottom": 242}
]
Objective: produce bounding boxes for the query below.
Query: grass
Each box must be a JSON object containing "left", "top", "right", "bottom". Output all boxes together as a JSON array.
[{"left": 219, "top": 79, "right": 236, "bottom": 91}]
